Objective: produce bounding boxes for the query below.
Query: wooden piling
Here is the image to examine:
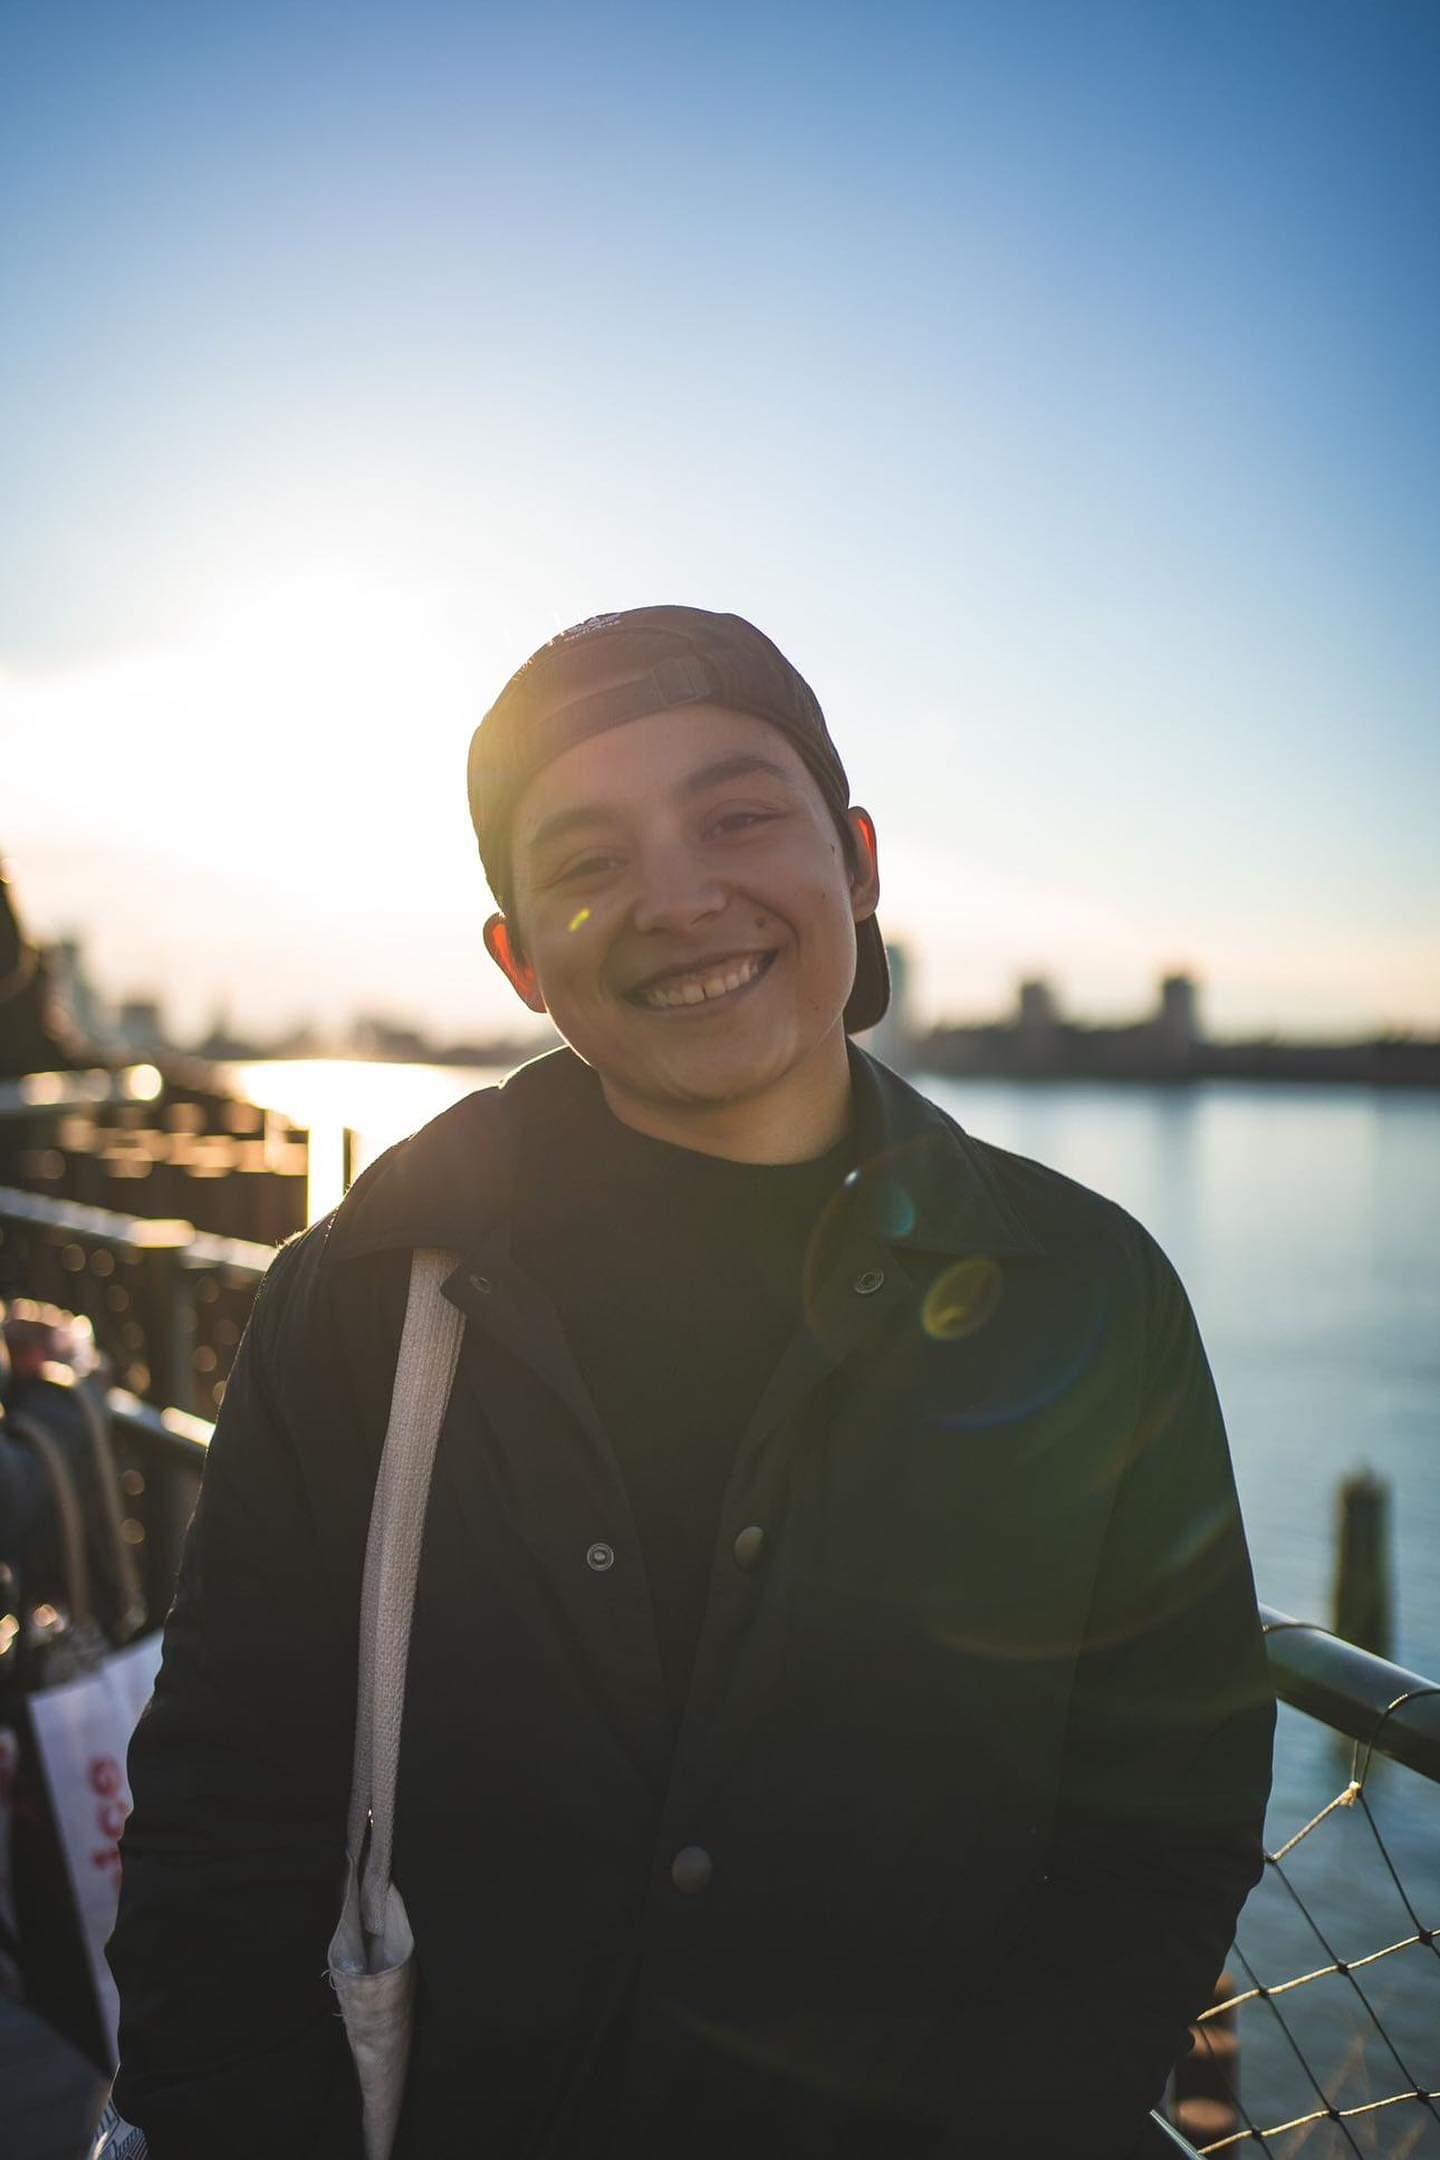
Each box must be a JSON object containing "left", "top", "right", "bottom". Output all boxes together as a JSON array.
[{"left": 1332, "top": 1469, "right": 1392, "bottom": 1659}]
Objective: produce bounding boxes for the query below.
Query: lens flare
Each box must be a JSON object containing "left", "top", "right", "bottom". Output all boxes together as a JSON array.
[
  {"left": 870, "top": 1179, "right": 916, "bottom": 1239},
  {"left": 922, "top": 1256, "right": 1004, "bottom": 1341},
  {"left": 567, "top": 907, "right": 591, "bottom": 933}
]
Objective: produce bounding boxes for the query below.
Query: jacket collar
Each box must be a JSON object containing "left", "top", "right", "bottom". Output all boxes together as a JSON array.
[
  {"left": 325, "top": 1045, "right": 1047, "bottom": 1267},
  {"left": 843, "top": 1051, "right": 1046, "bottom": 1258}
]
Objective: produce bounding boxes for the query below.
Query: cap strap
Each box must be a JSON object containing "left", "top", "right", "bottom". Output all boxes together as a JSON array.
[
  {"left": 540, "top": 655, "right": 725, "bottom": 754},
  {"left": 646, "top": 655, "right": 719, "bottom": 707}
]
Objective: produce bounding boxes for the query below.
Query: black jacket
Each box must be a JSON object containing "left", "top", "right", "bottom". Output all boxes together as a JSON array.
[{"left": 109, "top": 1049, "right": 1274, "bottom": 2159}]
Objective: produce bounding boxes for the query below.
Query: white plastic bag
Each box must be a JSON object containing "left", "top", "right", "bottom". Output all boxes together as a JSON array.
[{"left": 29, "top": 1630, "right": 163, "bottom": 2066}]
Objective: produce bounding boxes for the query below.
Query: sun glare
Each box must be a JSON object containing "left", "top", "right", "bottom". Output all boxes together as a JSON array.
[
  {"left": 6, "top": 566, "right": 485, "bottom": 901},
  {"left": 221, "top": 1055, "right": 508, "bottom": 1221}
]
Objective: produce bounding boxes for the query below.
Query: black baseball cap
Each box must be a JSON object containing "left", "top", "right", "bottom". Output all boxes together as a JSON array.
[{"left": 467, "top": 605, "right": 889, "bottom": 1032}]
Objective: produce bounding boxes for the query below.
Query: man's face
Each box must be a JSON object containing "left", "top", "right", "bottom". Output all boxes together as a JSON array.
[{"left": 495, "top": 703, "right": 879, "bottom": 1120}]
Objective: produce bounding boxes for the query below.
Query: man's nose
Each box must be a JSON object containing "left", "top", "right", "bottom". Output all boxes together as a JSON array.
[{"left": 630, "top": 841, "right": 726, "bottom": 935}]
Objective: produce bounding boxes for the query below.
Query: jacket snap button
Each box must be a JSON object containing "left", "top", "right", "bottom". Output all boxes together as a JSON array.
[
  {"left": 586, "top": 1542, "right": 615, "bottom": 1572},
  {"left": 852, "top": 1268, "right": 886, "bottom": 1296},
  {"left": 469, "top": 1272, "right": 492, "bottom": 1297},
  {"left": 732, "top": 1525, "right": 766, "bottom": 1573},
  {"left": 671, "top": 1845, "right": 713, "bottom": 1895}
]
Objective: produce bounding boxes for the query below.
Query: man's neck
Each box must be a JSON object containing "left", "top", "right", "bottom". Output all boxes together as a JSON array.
[{"left": 597, "top": 1039, "right": 854, "bottom": 1164}]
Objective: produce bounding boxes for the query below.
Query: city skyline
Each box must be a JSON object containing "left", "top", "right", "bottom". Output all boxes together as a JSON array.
[{"left": 39, "top": 925, "right": 1437, "bottom": 1072}]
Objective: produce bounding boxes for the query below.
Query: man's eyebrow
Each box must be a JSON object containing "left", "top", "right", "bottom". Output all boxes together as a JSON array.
[
  {"left": 523, "top": 753, "right": 795, "bottom": 858},
  {"left": 524, "top": 802, "right": 615, "bottom": 857},
  {"left": 675, "top": 752, "right": 793, "bottom": 799}
]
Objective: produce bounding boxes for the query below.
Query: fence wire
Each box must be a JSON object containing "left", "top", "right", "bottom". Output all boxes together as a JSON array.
[{"left": 1172, "top": 1703, "right": 1440, "bottom": 2159}]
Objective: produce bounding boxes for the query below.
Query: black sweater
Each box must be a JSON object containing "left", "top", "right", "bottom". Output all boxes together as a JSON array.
[{"left": 513, "top": 1072, "right": 853, "bottom": 1744}]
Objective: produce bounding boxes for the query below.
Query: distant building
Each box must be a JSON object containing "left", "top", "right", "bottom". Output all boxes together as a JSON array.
[
  {"left": 1013, "top": 976, "right": 1062, "bottom": 1074},
  {"left": 349, "top": 1014, "right": 432, "bottom": 1062},
  {"left": 193, "top": 1007, "right": 265, "bottom": 1061},
  {"left": 1017, "top": 978, "right": 1059, "bottom": 1033},
  {"left": 115, "top": 997, "right": 167, "bottom": 1056},
  {"left": 1154, "top": 973, "right": 1199, "bottom": 1062},
  {"left": 266, "top": 1019, "right": 329, "bottom": 1057},
  {"left": 40, "top": 935, "right": 110, "bottom": 1047},
  {"left": 862, "top": 939, "right": 914, "bottom": 1071}
]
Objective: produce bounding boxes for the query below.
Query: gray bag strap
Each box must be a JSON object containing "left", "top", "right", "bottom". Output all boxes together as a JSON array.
[
  {"left": 8, "top": 1410, "right": 93, "bottom": 1630},
  {"left": 10, "top": 1381, "right": 146, "bottom": 1644},
  {"left": 74, "top": 1375, "right": 147, "bottom": 1641},
  {"left": 349, "top": 1248, "right": 465, "bottom": 1939}
]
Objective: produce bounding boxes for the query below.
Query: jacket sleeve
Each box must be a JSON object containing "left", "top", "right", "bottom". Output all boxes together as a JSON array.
[
  {"left": 947, "top": 1227, "right": 1276, "bottom": 2160},
  {"left": 107, "top": 1232, "right": 365, "bottom": 2159}
]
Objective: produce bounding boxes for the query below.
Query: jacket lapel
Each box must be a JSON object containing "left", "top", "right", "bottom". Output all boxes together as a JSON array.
[
  {"left": 682, "top": 1053, "right": 1050, "bottom": 1734},
  {"left": 731, "top": 1047, "right": 1047, "bottom": 1469}
]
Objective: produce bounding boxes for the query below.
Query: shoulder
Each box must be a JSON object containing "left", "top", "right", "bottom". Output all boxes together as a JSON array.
[
  {"left": 922, "top": 1097, "right": 1192, "bottom": 1341},
  {"left": 854, "top": 1050, "right": 1179, "bottom": 1301},
  {"left": 242, "top": 1209, "right": 409, "bottom": 1442},
  {"left": 964, "top": 1123, "right": 1153, "bottom": 1263},
  {"left": 960, "top": 1129, "right": 1208, "bottom": 1412}
]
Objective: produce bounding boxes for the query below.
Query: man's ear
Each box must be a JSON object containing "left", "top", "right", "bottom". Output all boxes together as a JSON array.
[
  {"left": 846, "top": 808, "right": 881, "bottom": 923},
  {"left": 483, "top": 913, "right": 548, "bottom": 1014}
]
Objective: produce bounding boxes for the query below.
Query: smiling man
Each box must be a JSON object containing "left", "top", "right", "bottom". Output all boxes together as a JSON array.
[{"left": 110, "top": 607, "right": 1274, "bottom": 2160}]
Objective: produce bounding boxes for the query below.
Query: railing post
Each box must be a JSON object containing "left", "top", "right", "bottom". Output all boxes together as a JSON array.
[
  {"left": 138, "top": 1241, "right": 196, "bottom": 1415},
  {"left": 106, "top": 1396, "right": 214, "bottom": 1631},
  {"left": 132, "top": 1239, "right": 202, "bottom": 1614}
]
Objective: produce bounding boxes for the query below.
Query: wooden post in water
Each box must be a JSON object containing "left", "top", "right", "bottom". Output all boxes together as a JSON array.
[{"left": 1332, "top": 1469, "right": 1392, "bottom": 1658}]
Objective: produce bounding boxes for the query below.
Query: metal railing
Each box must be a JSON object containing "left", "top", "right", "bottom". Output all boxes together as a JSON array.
[
  {"left": 0, "top": 1182, "right": 272, "bottom": 1413},
  {"left": 0, "top": 1061, "right": 311, "bottom": 1250},
  {"left": 1174, "top": 1615, "right": 1440, "bottom": 2157},
  {"left": 1256, "top": 1612, "right": 1440, "bottom": 1787},
  {"left": 0, "top": 1182, "right": 270, "bottom": 1620}
]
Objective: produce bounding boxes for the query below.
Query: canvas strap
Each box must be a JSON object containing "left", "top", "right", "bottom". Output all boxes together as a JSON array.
[{"left": 348, "top": 1248, "right": 465, "bottom": 1939}]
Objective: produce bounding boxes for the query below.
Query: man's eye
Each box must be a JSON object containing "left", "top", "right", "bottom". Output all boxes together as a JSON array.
[
  {"left": 709, "top": 810, "right": 777, "bottom": 838},
  {"left": 558, "top": 852, "right": 621, "bottom": 883}
]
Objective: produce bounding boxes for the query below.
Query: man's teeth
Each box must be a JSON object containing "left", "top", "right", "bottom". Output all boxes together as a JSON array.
[{"left": 639, "top": 953, "right": 768, "bottom": 1009}]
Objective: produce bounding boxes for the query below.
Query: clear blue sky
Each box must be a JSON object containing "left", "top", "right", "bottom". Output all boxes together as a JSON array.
[{"left": 3, "top": 0, "right": 1437, "bottom": 1043}]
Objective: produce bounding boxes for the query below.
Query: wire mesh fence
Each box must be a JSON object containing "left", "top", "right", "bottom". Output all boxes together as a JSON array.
[{"left": 1170, "top": 1664, "right": 1440, "bottom": 2158}]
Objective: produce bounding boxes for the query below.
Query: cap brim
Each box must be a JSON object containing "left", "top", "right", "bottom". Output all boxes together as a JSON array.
[{"left": 845, "top": 915, "right": 890, "bottom": 1035}]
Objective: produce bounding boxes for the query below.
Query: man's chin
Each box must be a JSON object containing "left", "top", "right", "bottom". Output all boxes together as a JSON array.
[
  {"left": 631, "top": 1055, "right": 786, "bottom": 1112},
  {"left": 602, "top": 1033, "right": 799, "bottom": 1115}
]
